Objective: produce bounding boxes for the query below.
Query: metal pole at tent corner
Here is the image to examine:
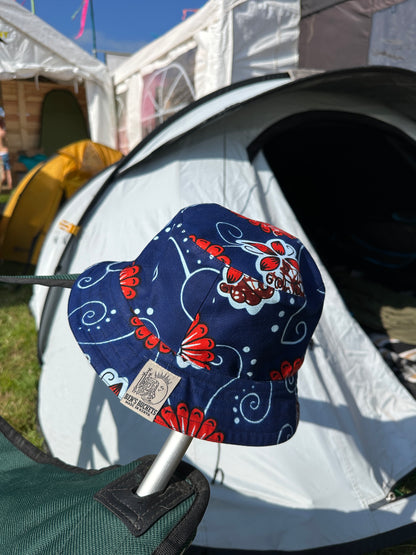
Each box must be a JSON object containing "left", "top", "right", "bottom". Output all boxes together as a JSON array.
[
  {"left": 136, "top": 430, "right": 193, "bottom": 497},
  {"left": 90, "top": 0, "right": 97, "bottom": 57}
]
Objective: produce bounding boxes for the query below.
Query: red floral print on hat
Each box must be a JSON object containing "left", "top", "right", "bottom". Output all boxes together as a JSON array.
[
  {"left": 131, "top": 316, "right": 171, "bottom": 354},
  {"left": 235, "top": 212, "right": 297, "bottom": 239},
  {"left": 155, "top": 403, "right": 224, "bottom": 442},
  {"left": 219, "top": 268, "right": 275, "bottom": 308},
  {"left": 120, "top": 265, "right": 140, "bottom": 299},
  {"left": 270, "top": 357, "right": 304, "bottom": 380},
  {"left": 108, "top": 382, "right": 123, "bottom": 396},
  {"left": 179, "top": 313, "right": 216, "bottom": 370},
  {"left": 189, "top": 235, "right": 231, "bottom": 265},
  {"left": 244, "top": 239, "right": 304, "bottom": 296}
]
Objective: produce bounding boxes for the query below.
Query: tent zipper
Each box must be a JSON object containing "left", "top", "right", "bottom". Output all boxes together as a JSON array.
[
  {"left": 369, "top": 472, "right": 416, "bottom": 510},
  {"left": 369, "top": 491, "right": 401, "bottom": 510}
]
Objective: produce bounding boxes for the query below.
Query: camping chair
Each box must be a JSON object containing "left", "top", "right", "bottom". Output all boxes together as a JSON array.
[{"left": 0, "top": 415, "right": 210, "bottom": 554}]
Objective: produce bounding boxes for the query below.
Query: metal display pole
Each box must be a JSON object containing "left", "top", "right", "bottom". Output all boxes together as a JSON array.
[{"left": 136, "top": 431, "right": 193, "bottom": 497}]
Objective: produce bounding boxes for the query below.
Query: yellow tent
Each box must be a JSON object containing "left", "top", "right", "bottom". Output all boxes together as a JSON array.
[{"left": 0, "top": 140, "right": 122, "bottom": 265}]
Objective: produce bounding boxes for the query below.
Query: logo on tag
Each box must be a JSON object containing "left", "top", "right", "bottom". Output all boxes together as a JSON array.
[{"left": 121, "top": 360, "right": 181, "bottom": 421}]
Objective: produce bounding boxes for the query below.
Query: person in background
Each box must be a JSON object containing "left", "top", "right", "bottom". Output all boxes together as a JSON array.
[{"left": 0, "top": 117, "right": 12, "bottom": 192}]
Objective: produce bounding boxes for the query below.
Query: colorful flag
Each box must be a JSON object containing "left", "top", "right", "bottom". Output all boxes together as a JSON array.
[{"left": 75, "top": 0, "right": 89, "bottom": 39}]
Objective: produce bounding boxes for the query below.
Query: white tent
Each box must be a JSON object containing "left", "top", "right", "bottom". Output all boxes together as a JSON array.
[
  {"left": 112, "top": 0, "right": 415, "bottom": 153},
  {"left": 0, "top": 0, "right": 116, "bottom": 149},
  {"left": 32, "top": 66, "right": 416, "bottom": 553},
  {"left": 112, "top": 0, "right": 300, "bottom": 152}
]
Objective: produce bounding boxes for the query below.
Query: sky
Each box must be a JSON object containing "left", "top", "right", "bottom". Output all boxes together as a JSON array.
[{"left": 19, "top": 0, "right": 208, "bottom": 61}]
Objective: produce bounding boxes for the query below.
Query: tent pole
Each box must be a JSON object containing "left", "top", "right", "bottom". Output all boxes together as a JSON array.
[
  {"left": 90, "top": 0, "right": 97, "bottom": 58},
  {"left": 136, "top": 431, "right": 193, "bottom": 497}
]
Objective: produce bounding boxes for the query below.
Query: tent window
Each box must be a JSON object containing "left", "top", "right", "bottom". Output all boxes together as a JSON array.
[{"left": 141, "top": 48, "right": 196, "bottom": 138}]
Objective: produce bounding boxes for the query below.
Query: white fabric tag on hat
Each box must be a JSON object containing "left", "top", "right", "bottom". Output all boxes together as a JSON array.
[{"left": 121, "top": 360, "right": 181, "bottom": 421}]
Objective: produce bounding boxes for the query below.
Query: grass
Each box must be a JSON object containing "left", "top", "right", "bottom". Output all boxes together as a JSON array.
[
  {"left": 0, "top": 191, "right": 11, "bottom": 203},
  {"left": 0, "top": 261, "right": 45, "bottom": 450}
]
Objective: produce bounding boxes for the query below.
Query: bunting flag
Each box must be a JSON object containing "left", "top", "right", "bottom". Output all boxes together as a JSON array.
[
  {"left": 74, "top": 0, "right": 89, "bottom": 39},
  {"left": 19, "top": 0, "right": 36, "bottom": 13},
  {"left": 182, "top": 9, "right": 198, "bottom": 21}
]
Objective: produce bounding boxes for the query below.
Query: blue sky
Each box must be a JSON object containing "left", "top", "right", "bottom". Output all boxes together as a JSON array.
[{"left": 20, "top": 0, "right": 207, "bottom": 60}]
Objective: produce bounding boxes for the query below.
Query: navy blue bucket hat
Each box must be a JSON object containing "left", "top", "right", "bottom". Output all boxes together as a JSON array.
[{"left": 68, "top": 204, "right": 325, "bottom": 447}]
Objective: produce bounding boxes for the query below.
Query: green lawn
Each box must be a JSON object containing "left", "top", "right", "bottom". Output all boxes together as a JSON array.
[
  {"left": 0, "top": 192, "right": 11, "bottom": 205},
  {"left": 0, "top": 261, "right": 44, "bottom": 450}
]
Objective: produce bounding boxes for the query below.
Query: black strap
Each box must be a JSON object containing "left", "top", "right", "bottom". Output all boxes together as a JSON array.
[{"left": 94, "top": 455, "right": 210, "bottom": 542}]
